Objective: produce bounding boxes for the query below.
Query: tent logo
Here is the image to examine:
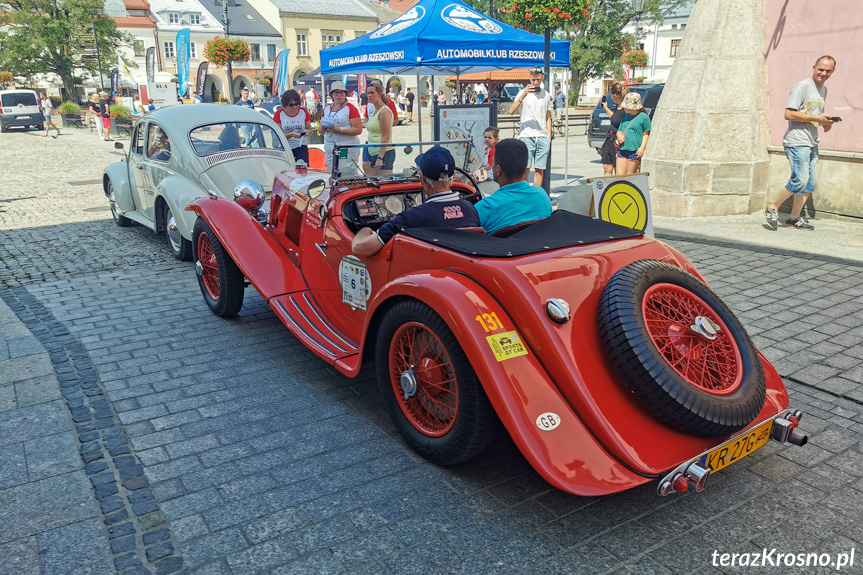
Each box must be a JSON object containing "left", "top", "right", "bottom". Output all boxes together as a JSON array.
[
  {"left": 442, "top": 4, "right": 502, "bottom": 34},
  {"left": 370, "top": 6, "right": 425, "bottom": 39}
]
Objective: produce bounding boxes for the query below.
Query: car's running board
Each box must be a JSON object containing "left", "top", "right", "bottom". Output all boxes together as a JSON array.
[{"left": 270, "top": 292, "right": 359, "bottom": 365}]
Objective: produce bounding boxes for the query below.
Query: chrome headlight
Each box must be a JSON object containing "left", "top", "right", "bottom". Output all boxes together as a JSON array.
[{"left": 233, "top": 180, "right": 265, "bottom": 212}]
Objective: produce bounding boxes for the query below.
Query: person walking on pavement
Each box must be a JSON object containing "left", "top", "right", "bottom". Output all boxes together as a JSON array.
[
  {"left": 87, "top": 93, "right": 103, "bottom": 140},
  {"left": 508, "top": 67, "right": 552, "bottom": 188},
  {"left": 405, "top": 88, "right": 415, "bottom": 122},
  {"left": 98, "top": 92, "right": 112, "bottom": 142},
  {"left": 554, "top": 86, "right": 566, "bottom": 120},
  {"left": 764, "top": 55, "right": 837, "bottom": 231},
  {"left": 39, "top": 93, "right": 60, "bottom": 138}
]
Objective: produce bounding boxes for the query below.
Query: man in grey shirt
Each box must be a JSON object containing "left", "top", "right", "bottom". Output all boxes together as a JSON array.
[{"left": 764, "top": 56, "right": 837, "bottom": 230}]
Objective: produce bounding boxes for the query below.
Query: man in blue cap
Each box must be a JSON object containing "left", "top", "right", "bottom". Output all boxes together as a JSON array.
[{"left": 352, "top": 146, "right": 480, "bottom": 257}]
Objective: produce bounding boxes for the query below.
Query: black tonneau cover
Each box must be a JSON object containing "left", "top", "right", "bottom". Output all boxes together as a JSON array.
[{"left": 402, "top": 210, "right": 643, "bottom": 258}]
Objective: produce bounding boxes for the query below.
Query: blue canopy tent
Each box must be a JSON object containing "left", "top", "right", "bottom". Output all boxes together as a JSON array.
[{"left": 321, "top": 0, "right": 570, "bottom": 140}]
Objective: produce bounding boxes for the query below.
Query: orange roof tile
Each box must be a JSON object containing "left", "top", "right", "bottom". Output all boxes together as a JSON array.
[
  {"left": 123, "top": 0, "right": 151, "bottom": 9},
  {"left": 447, "top": 68, "right": 532, "bottom": 83},
  {"left": 112, "top": 15, "right": 156, "bottom": 28},
  {"left": 384, "top": 0, "right": 418, "bottom": 13}
]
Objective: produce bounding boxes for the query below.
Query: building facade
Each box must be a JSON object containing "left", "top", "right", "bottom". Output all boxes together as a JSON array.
[{"left": 246, "top": 0, "right": 378, "bottom": 85}]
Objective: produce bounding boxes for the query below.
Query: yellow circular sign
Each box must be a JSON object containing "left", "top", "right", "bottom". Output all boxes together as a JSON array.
[{"left": 598, "top": 181, "right": 648, "bottom": 231}]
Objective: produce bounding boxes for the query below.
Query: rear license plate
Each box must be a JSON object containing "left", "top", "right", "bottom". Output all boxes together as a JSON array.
[
  {"left": 601, "top": 119, "right": 610, "bottom": 126},
  {"left": 699, "top": 419, "right": 773, "bottom": 473},
  {"left": 17, "top": 115, "right": 30, "bottom": 119}
]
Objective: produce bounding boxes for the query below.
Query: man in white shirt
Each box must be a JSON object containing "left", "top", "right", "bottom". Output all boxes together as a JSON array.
[
  {"left": 508, "top": 67, "right": 552, "bottom": 188},
  {"left": 305, "top": 87, "right": 318, "bottom": 114}
]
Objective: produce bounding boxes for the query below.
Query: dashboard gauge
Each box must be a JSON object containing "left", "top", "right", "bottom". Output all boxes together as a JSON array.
[
  {"left": 384, "top": 195, "right": 404, "bottom": 215},
  {"left": 373, "top": 196, "right": 383, "bottom": 205},
  {"left": 411, "top": 193, "right": 422, "bottom": 206}
]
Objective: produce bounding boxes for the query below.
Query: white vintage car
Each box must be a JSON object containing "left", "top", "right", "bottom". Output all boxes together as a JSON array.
[{"left": 103, "top": 104, "right": 294, "bottom": 259}]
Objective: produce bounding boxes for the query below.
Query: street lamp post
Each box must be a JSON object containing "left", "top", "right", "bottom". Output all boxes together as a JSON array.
[
  {"left": 220, "top": 0, "right": 234, "bottom": 103},
  {"left": 632, "top": 0, "right": 644, "bottom": 84}
]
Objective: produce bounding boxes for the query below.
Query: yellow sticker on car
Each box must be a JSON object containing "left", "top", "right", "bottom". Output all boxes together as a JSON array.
[{"left": 486, "top": 331, "right": 528, "bottom": 362}]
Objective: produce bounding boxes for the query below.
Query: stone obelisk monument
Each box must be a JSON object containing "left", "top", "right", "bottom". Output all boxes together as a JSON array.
[{"left": 641, "top": 0, "right": 770, "bottom": 217}]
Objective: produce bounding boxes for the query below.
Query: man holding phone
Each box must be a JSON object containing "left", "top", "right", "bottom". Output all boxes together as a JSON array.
[
  {"left": 509, "top": 67, "right": 553, "bottom": 188},
  {"left": 765, "top": 55, "right": 837, "bottom": 230}
]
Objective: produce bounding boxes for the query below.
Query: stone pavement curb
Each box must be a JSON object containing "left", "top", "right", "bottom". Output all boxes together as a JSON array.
[{"left": 0, "top": 287, "right": 188, "bottom": 575}]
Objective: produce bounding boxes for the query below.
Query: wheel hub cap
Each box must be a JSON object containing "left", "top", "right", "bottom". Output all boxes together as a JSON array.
[
  {"left": 195, "top": 260, "right": 204, "bottom": 276},
  {"left": 400, "top": 366, "right": 417, "bottom": 400},
  {"left": 166, "top": 214, "right": 181, "bottom": 249},
  {"left": 690, "top": 316, "right": 720, "bottom": 341}
]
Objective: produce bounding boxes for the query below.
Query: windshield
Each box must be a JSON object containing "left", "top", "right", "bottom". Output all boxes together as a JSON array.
[
  {"left": 189, "top": 122, "right": 285, "bottom": 156},
  {"left": 1, "top": 93, "right": 37, "bottom": 107}
]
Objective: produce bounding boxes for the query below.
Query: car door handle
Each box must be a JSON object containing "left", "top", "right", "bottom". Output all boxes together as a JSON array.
[{"left": 315, "top": 241, "right": 327, "bottom": 257}]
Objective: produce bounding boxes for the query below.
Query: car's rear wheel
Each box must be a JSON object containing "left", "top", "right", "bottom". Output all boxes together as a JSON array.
[
  {"left": 107, "top": 180, "right": 132, "bottom": 227},
  {"left": 192, "top": 218, "right": 244, "bottom": 317},
  {"left": 36, "top": 123, "right": 44, "bottom": 131},
  {"left": 376, "top": 300, "right": 496, "bottom": 465},
  {"left": 597, "top": 260, "right": 766, "bottom": 437},
  {"left": 164, "top": 203, "right": 192, "bottom": 261},
  {"left": 0, "top": 120, "right": 6, "bottom": 133}
]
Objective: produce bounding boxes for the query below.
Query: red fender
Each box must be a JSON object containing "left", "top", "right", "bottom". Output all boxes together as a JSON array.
[
  {"left": 187, "top": 197, "right": 298, "bottom": 299},
  {"left": 363, "top": 271, "right": 651, "bottom": 496}
]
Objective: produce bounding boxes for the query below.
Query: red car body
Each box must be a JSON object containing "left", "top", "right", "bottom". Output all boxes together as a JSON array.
[{"left": 187, "top": 168, "right": 801, "bottom": 497}]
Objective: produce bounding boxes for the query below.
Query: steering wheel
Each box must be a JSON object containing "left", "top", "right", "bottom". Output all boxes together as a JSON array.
[{"left": 452, "top": 167, "right": 481, "bottom": 203}]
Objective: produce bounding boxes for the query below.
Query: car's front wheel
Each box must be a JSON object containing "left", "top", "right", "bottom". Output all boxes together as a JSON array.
[
  {"left": 192, "top": 218, "right": 244, "bottom": 317},
  {"left": 164, "top": 203, "right": 192, "bottom": 261},
  {"left": 107, "top": 180, "right": 132, "bottom": 227},
  {"left": 376, "top": 300, "right": 496, "bottom": 465}
]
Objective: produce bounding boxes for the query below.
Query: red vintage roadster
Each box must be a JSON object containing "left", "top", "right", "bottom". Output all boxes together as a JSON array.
[{"left": 186, "top": 143, "right": 807, "bottom": 497}]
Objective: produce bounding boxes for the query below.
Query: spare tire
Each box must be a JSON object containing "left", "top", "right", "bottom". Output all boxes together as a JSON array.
[{"left": 597, "top": 260, "right": 766, "bottom": 437}]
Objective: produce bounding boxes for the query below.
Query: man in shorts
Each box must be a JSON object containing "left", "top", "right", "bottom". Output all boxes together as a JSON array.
[
  {"left": 405, "top": 88, "right": 415, "bottom": 122},
  {"left": 40, "top": 93, "right": 60, "bottom": 138},
  {"left": 352, "top": 146, "right": 480, "bottom": 257},
  {"left": 764, "top": 55, "right": 837, "bottom": 231},
  {"left": 509, "top": 67, "right": 552, "bottom": 188}
]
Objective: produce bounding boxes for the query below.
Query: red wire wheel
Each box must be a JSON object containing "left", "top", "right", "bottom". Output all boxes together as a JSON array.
[
  {"left": 598, "top": 260, "right": 766, "bottom": 438},
  {"left": 192, "top": 218, "right": 245, "bottom": 317},
  {"left": 197, "top": 231, "right": 220, "bottom": 301},
  {"left": 388, "top": 322, "right": 459, "bottom": 437},
  {"left": 376, "top": 301, "right": 497, "bottom": 465},
  {"left": 642, "top": 283, "right": 743, "bottom": 395}
]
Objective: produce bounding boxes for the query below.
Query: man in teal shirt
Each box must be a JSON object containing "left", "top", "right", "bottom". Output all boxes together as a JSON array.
[{"left": 475, "top": 138, "right": 552, "bottom": 235}]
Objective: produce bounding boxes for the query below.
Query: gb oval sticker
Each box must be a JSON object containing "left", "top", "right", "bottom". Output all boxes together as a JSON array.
[{"left": 536, "top": 412, "right": 561, "bottom": 431}]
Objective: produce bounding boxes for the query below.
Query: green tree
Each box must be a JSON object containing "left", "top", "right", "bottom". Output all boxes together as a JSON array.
[
  {"left": 497, "top": 0, "right": 679, "bottom": 94},
  {"left": 0, "top": 0, "right": 130, "bottom": 99},
  {"left": 566, "top": 0, "right": 675, "bottom": 90}
]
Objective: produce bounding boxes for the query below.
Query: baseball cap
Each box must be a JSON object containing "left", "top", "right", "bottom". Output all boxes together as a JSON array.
[
  {"left": 329, "top": 81, "right": 347, "bottom": 93},
  {"left": 99, "top": 91, "right": 107, "bottom": 96},
  {"left": 623, "top": 92, "right": 642, "bottom": 110},
  {"left": 417, "top": 146, "right": 455, "bottom": 181}
]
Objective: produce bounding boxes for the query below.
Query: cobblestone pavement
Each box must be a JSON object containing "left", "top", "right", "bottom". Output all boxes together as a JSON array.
[{"left": 1, "top": 126, "right": 862, "bottom": 575}]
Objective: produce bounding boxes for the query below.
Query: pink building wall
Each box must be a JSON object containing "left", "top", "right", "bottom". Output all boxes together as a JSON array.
[{"left": 764, "top": 1, "right": 861, "bottom": 153}]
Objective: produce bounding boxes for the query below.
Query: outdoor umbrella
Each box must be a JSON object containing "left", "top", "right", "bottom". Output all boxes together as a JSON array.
[
  {"left": 321, "top": 0, "right": 570, "bottom": 140},
  {"left": 321, "top": 0, "right": 569, "bottom": 75}
]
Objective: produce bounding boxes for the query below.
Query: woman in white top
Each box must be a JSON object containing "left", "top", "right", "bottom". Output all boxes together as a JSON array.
[
  {"left": 317, "top": 81, "right": 363, "bottom": 175},
  {"left": 397, "top": 90, "right": 405, "bottom": 111}
]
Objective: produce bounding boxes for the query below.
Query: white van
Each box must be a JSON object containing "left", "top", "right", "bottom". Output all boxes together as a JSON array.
[{"left": 0, "top": 89, "right": 43, "bottom": 132}]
